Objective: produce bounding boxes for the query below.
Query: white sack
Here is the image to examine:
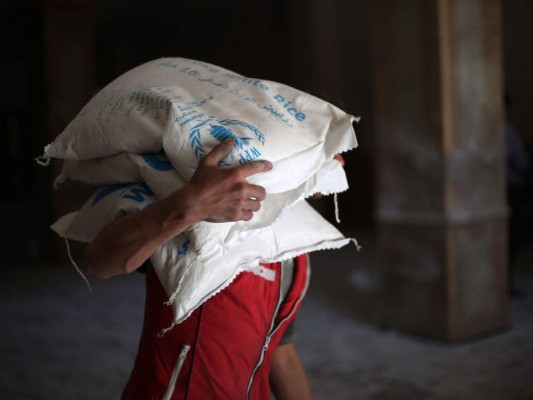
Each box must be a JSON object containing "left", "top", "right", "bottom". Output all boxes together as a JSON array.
[
  {"left": 41, "top": 58, "right": 357, "bottom": 196},
  {"left": 51, "top": 182, "right": 156, "bottom": 243},
  {"left": 54, "top": 151, "right": 349, "bottom": 262},
  {"left": 52, "top": 182, "right": 353, "bottom": 324},
  {"left": 42, "top": 58, "right": 360, "bottom": 320},
  {"left": 42, "top": 58, "right": 358, "bottom": 261}
]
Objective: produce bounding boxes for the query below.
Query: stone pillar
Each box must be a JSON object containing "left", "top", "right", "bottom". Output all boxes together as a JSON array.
[{"left": 372, "top": 0, "right": 509, "bottom": 341}]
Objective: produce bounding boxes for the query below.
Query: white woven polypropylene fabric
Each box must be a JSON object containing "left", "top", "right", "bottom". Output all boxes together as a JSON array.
[{"left": 43, "top": 57, "right": 360, "bottom": 323}]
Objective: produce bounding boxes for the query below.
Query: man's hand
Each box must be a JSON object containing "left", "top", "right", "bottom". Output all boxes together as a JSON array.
[
  {"left": 333, "top": 153, "right": 345, "bottom": 167},
  {"left": 171, "top": 138, "right": 273, "bottom": 223},
  {"left": 84, "top": 139, "right": 272, "bottom": 279}
]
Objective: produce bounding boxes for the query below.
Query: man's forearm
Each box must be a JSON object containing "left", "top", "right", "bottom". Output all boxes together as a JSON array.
[
  {"left": 83, "top": 138, "right": 273, "bottom": 279},
  {"left": 84, "top": 186, "right": 199, "bottom": 279},
  {"left": 270, "top": 343, "right": 313, "bottom": 400}
]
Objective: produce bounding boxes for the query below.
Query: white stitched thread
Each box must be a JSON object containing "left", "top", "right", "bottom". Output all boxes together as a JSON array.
[
  {"left": 65, "top": 238, "right": 93, "bottom": 293},
  {"left": 334, "top": 193, "right": 341, "bottom": 223},
  {"left": 351, "top": 238, "right": 362, "bottom": 251},
  {"left": 158, "top": 320, "right": 178, "bottom": 337},
  {"left": 35, "top": 155, "right": 51, "bottom": 166},
  {"left": 35, "top": 145, "right": 51, "bottom": 166}
]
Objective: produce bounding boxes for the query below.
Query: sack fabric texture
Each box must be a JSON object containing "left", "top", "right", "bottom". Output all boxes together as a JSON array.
[{"left": 42, "top": 57, "right": 359, "bottom": 325}]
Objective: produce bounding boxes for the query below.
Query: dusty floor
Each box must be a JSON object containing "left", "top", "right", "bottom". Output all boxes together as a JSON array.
[{"left": 1, "top": 229, "right": 532, "bottom": 400}]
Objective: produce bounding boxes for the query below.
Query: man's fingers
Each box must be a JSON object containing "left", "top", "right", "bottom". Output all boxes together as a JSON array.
[
  {"left": 240, "top": 198, "right": 262, "bottom": 212},
  {"left": 238, "top": 160, "right": 273, "bottom": 178},
  {"left": 203, "top": 138, "right": 234, "bottom": 166},
  {"left": 218, "top": 207, "right": 254, "bottom": 222},
  {"left": 245, "top": 184, "right": 267, "bottom": 201},
  {"left": 202, "top": 141, "right": 273, "bottom": 177},
  {"left": 334, "top": 153, "right": 345, "bottom": 166},
  {"left": 240, "top": 210, "right": 254, "bottom": 221}
]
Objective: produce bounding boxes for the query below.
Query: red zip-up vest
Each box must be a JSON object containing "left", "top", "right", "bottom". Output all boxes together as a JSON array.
[{"left": 122, "top": 254, "right": 310, "bottom": 400}]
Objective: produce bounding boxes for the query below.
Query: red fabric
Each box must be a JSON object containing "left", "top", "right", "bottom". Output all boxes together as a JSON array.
[{"left": 121, "top": 254, "right": 309, "bottom": 400}]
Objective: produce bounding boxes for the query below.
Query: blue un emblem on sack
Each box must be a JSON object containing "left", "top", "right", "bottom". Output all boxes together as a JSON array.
[{"left": 189, "top": 117, "right": 266, "bottom": 166}]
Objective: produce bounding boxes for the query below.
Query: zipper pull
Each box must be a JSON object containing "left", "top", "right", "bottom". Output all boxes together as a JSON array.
[
  {"left": 263, "top": 336, "right": 271, "bottom": 351},
  {"left": 179, "top": 344, "right": 191, "bottom": 359}
]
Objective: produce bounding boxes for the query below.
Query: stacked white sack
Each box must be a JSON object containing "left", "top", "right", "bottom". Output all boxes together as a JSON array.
[
  {"left": 51, "top": 182, "right": 353, "bottom": 325},
  {"left": 39, "top": 57, "right": 360, "bottom": 323}
]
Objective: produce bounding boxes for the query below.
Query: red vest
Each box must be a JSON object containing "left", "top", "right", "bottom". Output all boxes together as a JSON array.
[{"left": 122, "top": 254, "right": 309, "bottom": 400}]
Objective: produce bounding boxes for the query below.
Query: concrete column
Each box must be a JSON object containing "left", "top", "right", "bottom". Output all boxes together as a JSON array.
[{"left": 372, "top": 0, "right": 509, "bottom": 340}]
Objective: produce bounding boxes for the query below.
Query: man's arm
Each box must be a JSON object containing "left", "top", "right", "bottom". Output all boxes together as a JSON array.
[
  {"left": 84, "top": 138, "right": 272, "bottom": 279},
  {"left": 270, "top": 343, "right": 313, "bottom": 400}
]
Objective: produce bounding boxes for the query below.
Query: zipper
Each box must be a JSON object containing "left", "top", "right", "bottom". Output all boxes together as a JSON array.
[
  {"left": 245, "top": 259, "right": 311, "bottom": 399},
  {"left": 162, "top": 344, "right": 191, "bottom": 400}
]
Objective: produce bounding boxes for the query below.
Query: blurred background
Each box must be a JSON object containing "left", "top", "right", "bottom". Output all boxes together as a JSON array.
[{"left": 1, "top": 0, "right": 532, "bottom": 399}]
